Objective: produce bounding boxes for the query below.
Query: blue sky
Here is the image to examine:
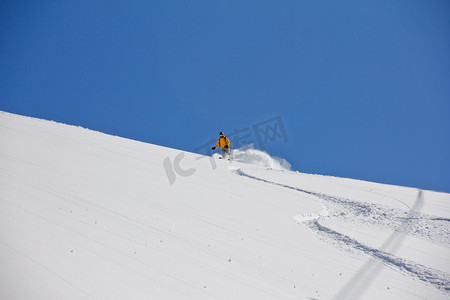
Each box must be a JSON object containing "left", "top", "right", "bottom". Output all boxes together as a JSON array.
[{"left": 1, "top": 1, "right": 449, "bottom": 192}]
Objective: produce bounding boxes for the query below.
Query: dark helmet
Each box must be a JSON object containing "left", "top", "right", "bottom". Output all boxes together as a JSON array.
[{"left": 219, "top": 132, "right": 224, "bottom": 136}]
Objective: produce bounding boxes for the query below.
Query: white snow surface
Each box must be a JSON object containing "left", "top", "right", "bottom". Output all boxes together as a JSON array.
[{"left": 0, "top": 111, "right": 449, "bottom": 300}]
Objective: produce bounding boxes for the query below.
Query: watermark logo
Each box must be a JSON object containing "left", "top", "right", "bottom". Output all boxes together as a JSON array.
[
  {"left": 163, "top": 152, "right": 196, "bottom": 185},
  {"left": 164, "top": 116, "right": 288, "bottom": 184},
  {"left": 253, "top": 116, "right": 289, "bottom": 150},
  {"left": 163, "top": 152, "right": 217, "bottom": 185},
  {"left": 195, "top": 116, "right": 289, "bottom": 155}
]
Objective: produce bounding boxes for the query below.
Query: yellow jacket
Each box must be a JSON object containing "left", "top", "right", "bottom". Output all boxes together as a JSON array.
[{"left": 214, "top": 136, "right": 230, "bottom": 150}]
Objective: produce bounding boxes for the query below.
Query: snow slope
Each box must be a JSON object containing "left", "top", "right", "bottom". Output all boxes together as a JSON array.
[{"left": 0, "top": 111, "right": 449, "bottom": 300}]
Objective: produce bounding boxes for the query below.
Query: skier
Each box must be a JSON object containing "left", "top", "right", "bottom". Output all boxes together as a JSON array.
[{"left": 212, "top": 132, "right": 230, "bottom": 159}]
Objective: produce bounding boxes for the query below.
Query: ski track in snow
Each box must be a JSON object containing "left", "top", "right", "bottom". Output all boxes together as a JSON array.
[{"left": 234, "top": 168, "right": 450, "bottom": 294}]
